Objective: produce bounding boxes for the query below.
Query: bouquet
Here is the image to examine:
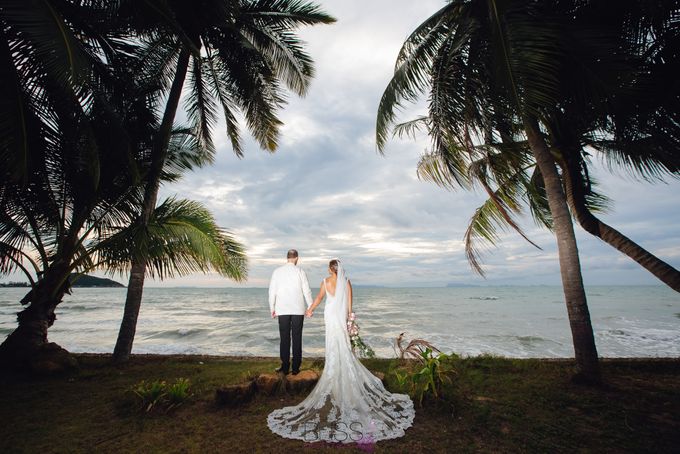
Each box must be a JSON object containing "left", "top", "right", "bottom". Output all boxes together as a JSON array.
[{"left": 347, "top": 312, "right": 375, "bottom": 358}]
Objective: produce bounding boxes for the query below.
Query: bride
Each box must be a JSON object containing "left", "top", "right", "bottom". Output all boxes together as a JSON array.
[{"left": 267, "top": 259, "right": 414, "bottom": 443}]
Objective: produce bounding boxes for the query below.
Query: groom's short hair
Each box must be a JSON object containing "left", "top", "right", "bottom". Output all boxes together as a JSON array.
[{"left": 287, "top": 249, "right": 298, "bottom": 259}]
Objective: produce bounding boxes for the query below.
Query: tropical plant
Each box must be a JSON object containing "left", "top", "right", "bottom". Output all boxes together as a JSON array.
[
  {"left": 111, "top": 0, "right": 337, "bottom": 362},
  {"left": 133, "top": 379, "right": 168, "bottom": 412},
  {"left": 413, "top": 349, "right": 455, "bottom": 405},
  {"left": 0, "top": 122, "right": 246, "bottom": 372},
  {"left": 109, "top": 194, "right": 247, "bottom": 360},
  {"left": 377, "top": 0, "right": 606, "bottom": 381},
  {"left": 166, "top": 377, "right": 192, "bottom": 409},
  {"left": 431, "top": 0, "right": 680, "bottom": 289},
  {"left": 0, "top": 0, "right": 155, "bottom": 369},
  {"left": 131, "top": 377, "right": 193, "bottom": 413},
  {"left": 441, "top": 119, "right": 680, "bottom": 291},
  {"left": 0, "top": 0, "right": 247, "bottom": 371},
  {"left": 378, "top": 0, "right": 680, "bottom": 382},
  {"left": 0, "top": 0, "right": 114, "bottom": 186},
  {"left": 392, "top": 348, "right": 455, "bottom": 407}
]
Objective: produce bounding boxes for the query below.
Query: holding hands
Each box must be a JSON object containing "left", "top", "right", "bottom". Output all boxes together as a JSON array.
[{"left": 306, "top": 282, "right": 324, "bottom": 318}]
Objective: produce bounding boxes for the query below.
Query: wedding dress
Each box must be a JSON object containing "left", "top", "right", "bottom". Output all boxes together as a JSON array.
[{"left": 267, "top": 262, "right": 415, "bottom": 443}]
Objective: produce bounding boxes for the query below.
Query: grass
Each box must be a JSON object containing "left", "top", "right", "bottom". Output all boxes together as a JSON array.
[{"left": 1, "top": 354, "right": 679, "bottom": 453}]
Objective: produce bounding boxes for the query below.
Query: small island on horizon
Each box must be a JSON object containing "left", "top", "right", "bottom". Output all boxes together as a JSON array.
[{"left": 0, "top": 274, "right": 125, "bottom": 288}]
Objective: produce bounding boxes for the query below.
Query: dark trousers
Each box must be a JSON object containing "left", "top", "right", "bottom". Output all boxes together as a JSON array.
[{"left": 278, "top": 314, "right": 304, "bottom": 372}]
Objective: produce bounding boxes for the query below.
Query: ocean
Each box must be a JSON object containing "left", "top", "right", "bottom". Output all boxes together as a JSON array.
[{"left": 0, "top": 286, "right": 678, "bottom": 358}]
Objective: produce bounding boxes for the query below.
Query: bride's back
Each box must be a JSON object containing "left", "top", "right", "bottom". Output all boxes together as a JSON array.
[{"left": 324, "top": 275, "right": 337, "bottom": 296}]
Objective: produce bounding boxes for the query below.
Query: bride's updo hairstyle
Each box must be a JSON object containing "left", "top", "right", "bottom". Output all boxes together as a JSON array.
[{"left": 329, "top": 259, "right": 339, "bottom": 274}]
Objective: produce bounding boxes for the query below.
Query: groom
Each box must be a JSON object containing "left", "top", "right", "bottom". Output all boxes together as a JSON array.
[{"left": 268, "top": 249, "right": 313, "bottom": 375}]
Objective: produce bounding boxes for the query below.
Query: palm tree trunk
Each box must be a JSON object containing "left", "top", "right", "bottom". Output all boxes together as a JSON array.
[
  {"left": 112, "top": 49, "right": 191, "bottom": 363},
  {"left": 560, "top": 151, "right": 680, "bottom": 293},
  {"left": 0, "top": 207, "right": 88, "bottom": 372},
  {"left": 112, "top": 261, "right": 146, "bottom": 362},
  {"left": 0, "top": 263, "right": 77, "bottom": 372},
  {"left": 524, "top": 117, "right": 600, "bottom": 383}
]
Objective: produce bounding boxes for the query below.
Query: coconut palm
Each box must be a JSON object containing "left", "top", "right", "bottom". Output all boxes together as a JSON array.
[
  {"left": 409, "top": 1, "right": 680, "bottom": 290},
  {"left": 0, "top": 0, "right": 142, "bottom": 370},
  {"left": 542, "top": 0, "right": 680, "bottom": 291},
  {"left": 0, "top": 72, "right": 247, "bottom": 372},
  {"left": 98, "top": 197, "right": 246, "bottom": 283},
  {"left": 0, "top": 0, "right": 248, "bottom": 371},
  {"left": 377, "top": 0, "right": 604, "bottom": 380},
  {"left": 379, "top": 0, "right": 679, "bottom": 381},
  {"left": 110, "top": 0, "right": 336, "bottom": 362},
  {"left": 0, "top": 81, "right": 142, "bottom": 370}
]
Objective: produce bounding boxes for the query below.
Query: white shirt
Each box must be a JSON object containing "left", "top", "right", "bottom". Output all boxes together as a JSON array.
[{"left": 268, "top": 262, "right": 313, "bottom": 315}]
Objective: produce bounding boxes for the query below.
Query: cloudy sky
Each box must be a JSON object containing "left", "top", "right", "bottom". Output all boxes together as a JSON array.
[{"left": 159, "top": 0, "right": 679, "bottom": 288}]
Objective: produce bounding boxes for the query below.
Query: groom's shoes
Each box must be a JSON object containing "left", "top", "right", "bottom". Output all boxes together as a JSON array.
[
  {"left": 275, "top": 367, "right": 289, "bottom": 374},
  {"left": 291, "top": 369, "right": 300, "bottom": 376}
]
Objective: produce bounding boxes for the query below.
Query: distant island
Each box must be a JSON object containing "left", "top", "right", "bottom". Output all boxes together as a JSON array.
[
  {"left": 0, "top": 275, "right": 125, "bottom": 288},
  {"left": 0, "top": 281, "right": 30, "bottom": 288},
  {"left": 70, "top": 274, "right": 125, "bottom": 288}
]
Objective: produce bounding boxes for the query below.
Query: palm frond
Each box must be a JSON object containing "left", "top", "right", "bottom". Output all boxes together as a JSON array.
[
  {"left": 393, "top": 116, "right": 430, "bottom": 141},
  {"left": 132, "top": 35, "right": 182, "bottom": 104},
  {"left": 95, "top": 198, "right": 247, "bottom": 281},
  {"left": 204, "top": 52, "right": 243, "bottom": 156},
  {"left": 0, "top": 0, "right": 93, "bottom": 86},
  {"left": 163, "top": 127, "right": 211, "bottom": 178},
  {"left": 395, "top": 332, "right": 441, "bottom": 362},
  {"left": 0, "top": 241, "right": 39, "bottom": 284},
  {"left": 186, "top": 56, "right": 217, "bottom": 160},
  {"left": 213, "top": 29, "right": 284, "bottom": 151},
  {"left": 240, "top": 0, "right": 337, "bottom": 28},
  {"left": 376, "top": 3, "right": 455, "bottom": 151},
  {"left": 525, "top": 166, "right": 553, "bottom": 230},
  {"left": 417, "top": 150, "right": 468, "bottom": 191},
  {"left": 238, "top": 21, "right": 314, "bottom": 96},
  {"left": 463, "top": 149, "right": 544, "bottom": 275}
]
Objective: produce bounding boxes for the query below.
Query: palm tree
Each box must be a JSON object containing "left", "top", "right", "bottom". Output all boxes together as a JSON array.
[
  {"left": 552, "top": 116, "right": 680, "bottom": 292},
  {"left": 0, "top": 0, "right": 140, "bottom": 370},
  {"left": 420, "top": 0, "right": 680, "bottom": 290},
  {"left": 543, "top": 0, "right": 680, "bottom": 291},
  {"left": 0, "top": 0, "right": 247, "bottom": 371},
  {"left": 379, "top": 0, "right": 679, "bottom": 382},
  {"left": 0, "top": 0, "right": 111, "bottom": 185},
  {"left": 111, "top": 0, "right": 336, "bottom": 362},
  {"left": 0, "top": 75, "right": 140, "bottom": 370},
  {"left": 377, "top": 0, "right": 604, "bottom": 380},
  {"left": 0, "top": 73, "right": 247, "bottom": 372}
]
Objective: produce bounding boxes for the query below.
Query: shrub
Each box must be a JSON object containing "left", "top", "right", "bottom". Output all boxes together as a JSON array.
[
  {"left": 133, "top": 379, "right": 168, "bottom": 413},
  {"left": 131, "top": 378, "right": 192, "bottom": 413},
  {"left": 390, "top": 348, "right": 456, "bottom": 407},
  {"left": 166, "top": 378, "right": 191, "bottom": 409}
]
